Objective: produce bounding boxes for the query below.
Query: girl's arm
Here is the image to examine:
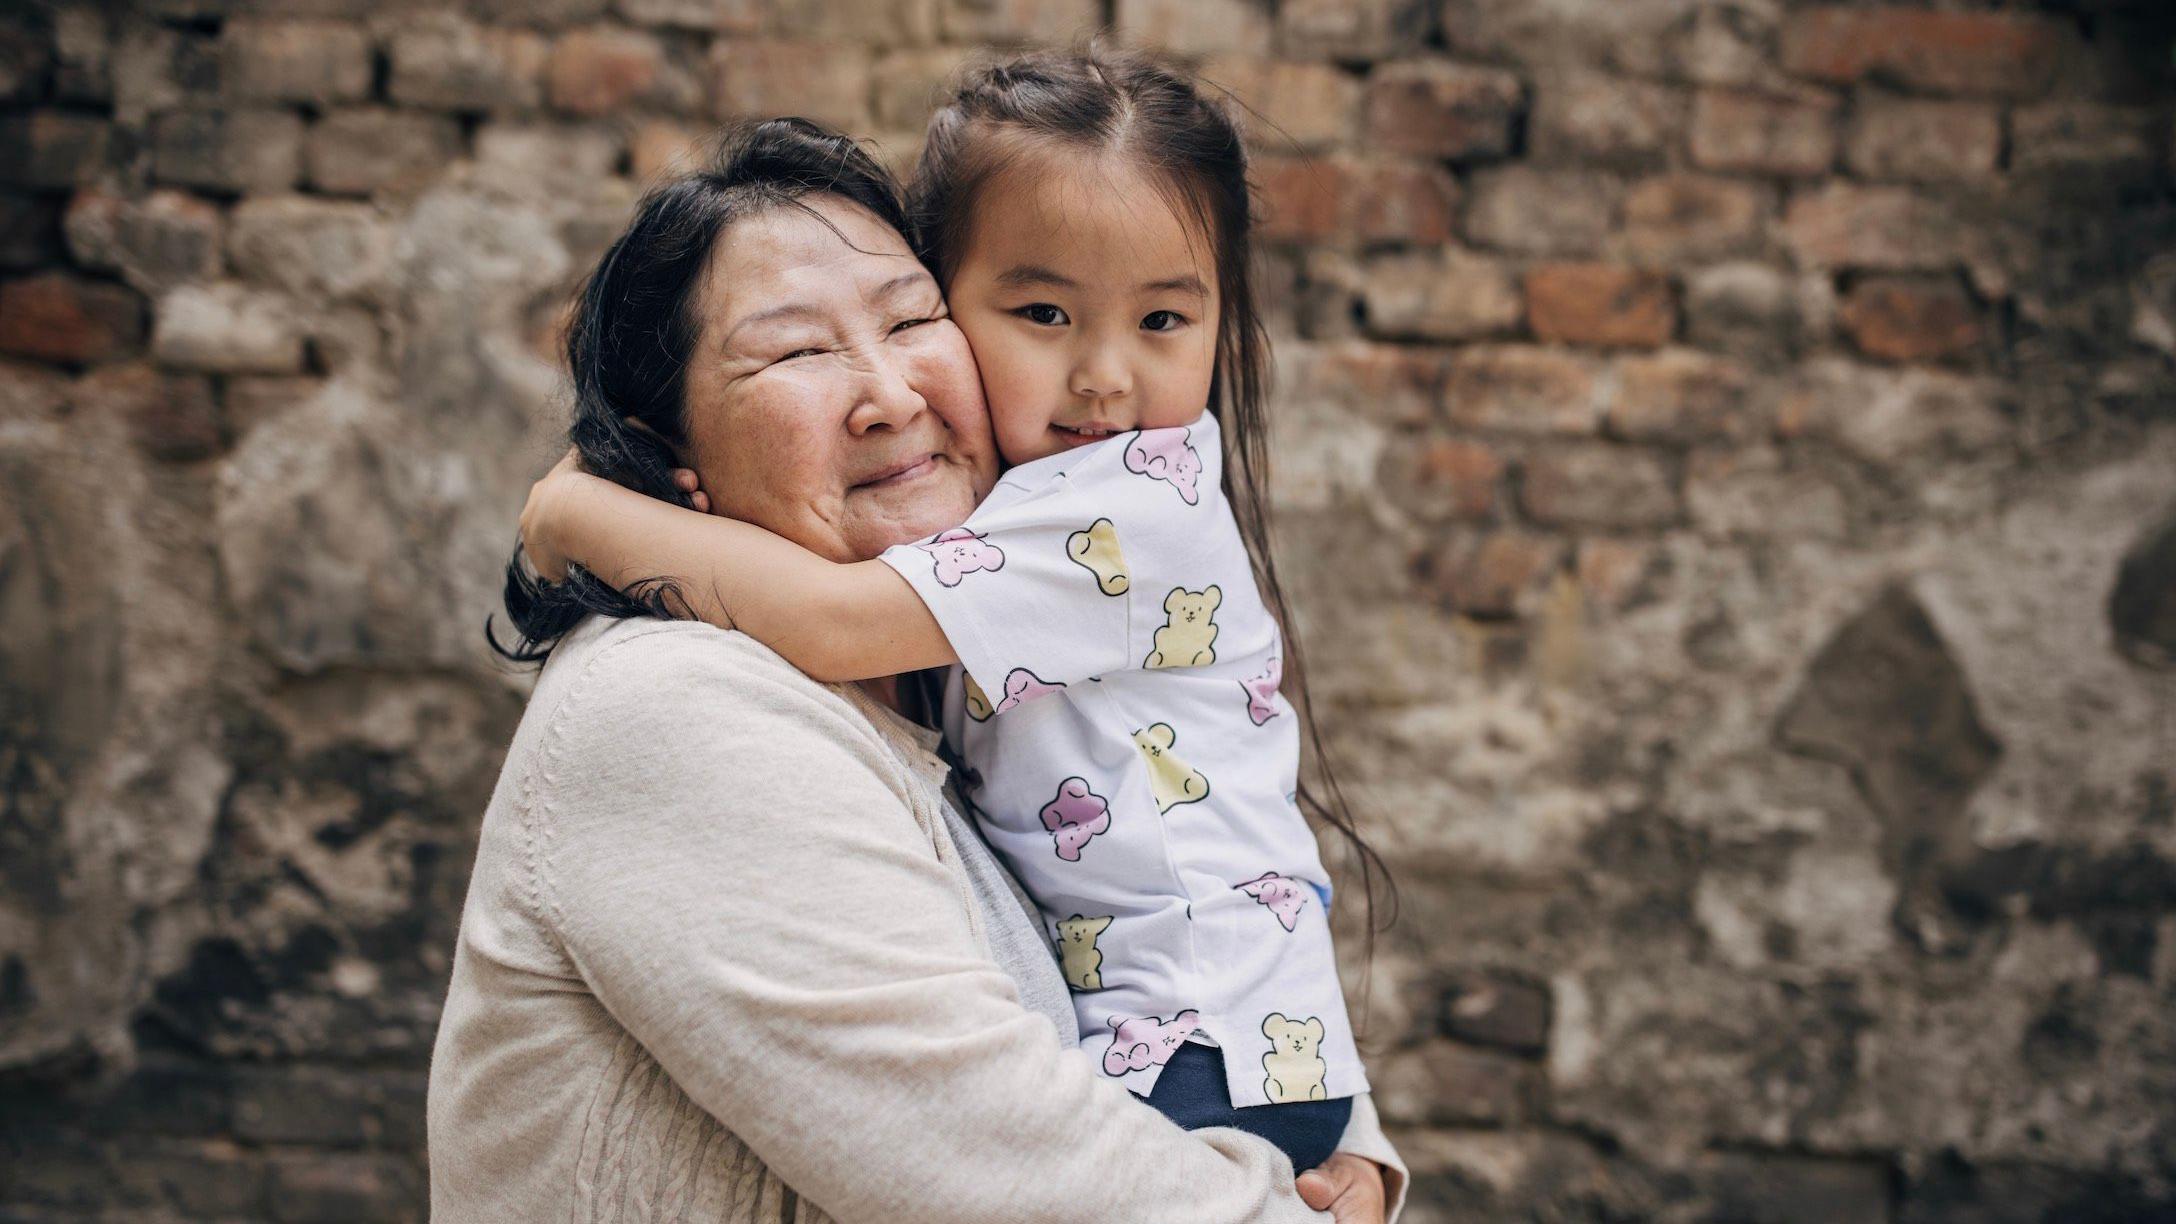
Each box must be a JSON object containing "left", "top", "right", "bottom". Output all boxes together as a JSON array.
[{"left": 521, "top": 455, "right": 955, "bottom": 683}]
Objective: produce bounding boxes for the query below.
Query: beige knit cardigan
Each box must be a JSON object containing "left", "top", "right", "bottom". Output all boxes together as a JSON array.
[{"left": 427, "top": 617, "right": 1405, "bottom": 1222}]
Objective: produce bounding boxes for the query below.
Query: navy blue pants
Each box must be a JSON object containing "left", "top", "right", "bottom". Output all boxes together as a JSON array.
[{"left": 1142, "top": 1041, "right": 1352, "bottom": 1172}]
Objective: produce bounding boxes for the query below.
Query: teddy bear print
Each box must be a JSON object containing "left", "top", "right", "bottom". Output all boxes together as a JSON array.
[
  {"left": 1240, "top": 655, "right": 1281, "bottom": 725},
  {"left": 1123, "top": 429, "right": 1203, "bottom": 505},
  {"left": 1145, "top": 586, "right": 1221, "bottom": 669},
  {"left": 1054, "top": 913, "right": 1113, "bottom": 991},
  {"left": 917, "top": 527, "right": 1004, "bottom": 587},
  {"left": 1103, "top": 1009, "right": 1201, "bottom": 1076},
  {"left": 1234, "top": 871, "right": 1307, "bottom": 932},
  {"left": 1065, "top": 518, "right": 1131, "bottom": 596},
  {"left": 1260, "top": 1013, "right": 1329, "bottom": 1102},
  {"left": 1131, "top": 723, "right": 1210, "bottom": 814},
  {"left": 1039, "top": 777, "right": 1112, "bottom": 861}
]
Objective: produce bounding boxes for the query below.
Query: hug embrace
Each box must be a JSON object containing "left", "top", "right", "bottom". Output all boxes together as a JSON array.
[{"left": 428, "top": 44, "right": 1404, "bottom": 1223}]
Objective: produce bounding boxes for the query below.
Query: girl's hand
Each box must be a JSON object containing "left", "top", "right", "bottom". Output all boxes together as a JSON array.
[
  {"left": 671, "top": 466, "right": 711, "bottom": 514},
  {"left": 1298, "top": 1154, "right": 1386, "bottom": 1224},
  {"left": 519, "top": 447, "right": 587, "bottom": 583}
]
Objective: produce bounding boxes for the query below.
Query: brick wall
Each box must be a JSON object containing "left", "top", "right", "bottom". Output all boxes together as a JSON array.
[{"left": 2, "top": 1, "right": 2173, "bottom": 1220}]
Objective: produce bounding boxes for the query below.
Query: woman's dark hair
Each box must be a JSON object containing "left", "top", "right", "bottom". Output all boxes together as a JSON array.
[
  {"left": 487, "top": 117, "right": 913, "bottom": 664},
  {"left": 910, "top": 45, "right": 1398, "bottom": 973}
]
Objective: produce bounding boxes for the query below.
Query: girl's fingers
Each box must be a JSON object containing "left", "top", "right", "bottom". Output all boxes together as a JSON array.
[
  {"left": 689, "top": 490, "right": 711, "bottom": 514},
  {"left": 671, "top": 468, "right": 699, "bottom": 492},
  {"left": 1297, "top": 1154, "right": 1385, "bottom": 1224}
]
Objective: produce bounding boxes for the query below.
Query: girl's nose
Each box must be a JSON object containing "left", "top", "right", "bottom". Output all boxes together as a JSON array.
[{"left": 1069, "top": 348, "right": 1131, "bottom": 401}]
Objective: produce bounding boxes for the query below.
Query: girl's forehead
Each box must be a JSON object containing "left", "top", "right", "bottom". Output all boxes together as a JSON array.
[{"left": 961, "top": 149, "right": 1215, "bottom": 286}]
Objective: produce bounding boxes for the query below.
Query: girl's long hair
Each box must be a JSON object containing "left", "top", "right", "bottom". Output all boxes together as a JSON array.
[{"left": 908, "top": 45, "right": 1399, "bottom": 975}]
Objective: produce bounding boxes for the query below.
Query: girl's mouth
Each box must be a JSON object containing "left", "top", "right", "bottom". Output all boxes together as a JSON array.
[{"left": 1052, "top": 422, "right": 1126, "bottom": 447}]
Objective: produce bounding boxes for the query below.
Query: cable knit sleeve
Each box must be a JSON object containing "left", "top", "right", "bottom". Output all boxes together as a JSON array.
[{"left": 525, "top": 623, "right": 1334, "bottom": 1224}]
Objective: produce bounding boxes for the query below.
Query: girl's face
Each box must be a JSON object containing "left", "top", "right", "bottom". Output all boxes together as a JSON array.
[{"left": 943, "top": 149, "right": 1222, "bottom": 467}]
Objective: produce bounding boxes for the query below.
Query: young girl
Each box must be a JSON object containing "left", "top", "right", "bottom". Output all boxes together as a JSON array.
[{"left": 523, "top": 47, "right": 1386, "bottom": 1172}]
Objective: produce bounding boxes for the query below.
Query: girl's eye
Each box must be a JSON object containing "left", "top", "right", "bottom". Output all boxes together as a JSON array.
[
  {"left": 1142, "top": 310, "right": 1187, "bottom": 332},
  {"left": 1017, "top": 303, "right": 1069, "bottom": 326}
]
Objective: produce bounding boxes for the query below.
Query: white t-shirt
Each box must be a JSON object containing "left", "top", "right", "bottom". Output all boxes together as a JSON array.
[{"left": 878, "top": 410, "right": 1367, "bottom": 1109}]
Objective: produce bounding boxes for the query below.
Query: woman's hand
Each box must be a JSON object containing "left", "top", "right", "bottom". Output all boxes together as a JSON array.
[
  {"left": 1298, "top": 1153, "right": 1387, "bottom": 1224},
  {"left": 519, "top": 447, "right": 588, "bottom": 583}
]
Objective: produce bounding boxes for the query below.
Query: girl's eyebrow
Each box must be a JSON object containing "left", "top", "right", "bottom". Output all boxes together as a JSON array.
[{"left": 995, "top": 266, "right": 1208, "bottom": 298}]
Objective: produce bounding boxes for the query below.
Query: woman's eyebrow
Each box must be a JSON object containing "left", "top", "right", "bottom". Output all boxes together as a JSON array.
[{"left": 720, "top": 303, "right": 823, "bottom": 352}]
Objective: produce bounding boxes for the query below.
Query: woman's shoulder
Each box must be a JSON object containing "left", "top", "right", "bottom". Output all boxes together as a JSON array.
[{"left": 529, "top": 617, "right": 905, "bottom": 776}]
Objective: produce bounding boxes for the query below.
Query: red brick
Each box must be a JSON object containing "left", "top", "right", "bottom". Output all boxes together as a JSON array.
[
  {"left": 1528, "top": 74, "right": 1682, "bottom": 167},
  {"left": 1118, "top": 0, "right": 1273, "bottom": 57},
  {"left": 1280, "top": 0, "right": 1431, "bottom": 61},
  {"left": 1363, "top": 60, "right": 1523, "bottom": 161},
  {"left": 221, "top": 19, "right": 372, "bottom": 105},
  {"left": 388, "top": 18, "right": 550, "bottom": 112},
  {"left": 709, "top": 40, "right": 871, "bottom": 131},
  {"left": 1365, "top": 246, "right": 1521, "bottom": 342},
  {"left": 1836, "top": 276, "right": 1981, "bottom": 362},
  {"left": 617, "top": 0, "right": 764, "bottom": 32},
  {"left": 151, "top": 282, "right": 305, "bottom": 374},
  {"left": 1392, "top": 436, "right": 1505, "bottom": 520},
  {"left": 1519, "top": 443, "right": 1679, "bottom": 528},
  {"left": 1780, "top": 7, "right": 2065, "bottom": 99},
  {"left": 63, "top": 189, "right": 224, "bottom": 295},
  {"left": 2010, "top": 103, "right": 2162, "bottom": 173},
  {"left": 1843, "top": 96, "right": 2001, "bottom": 182},
  {"left": 549, "top": 27, "right": 667, "bottom": 115},
  {"left": 1684, "top": 261, "right": 1833, "bottom": 363},
  {"left": 1615, "top": 173, "right": 1769, "bottom": 264},
  {"left": 1279, "top": 339, "right": 1446, "bottom": 429},
  {"left": 306, "top": 109, "right": 464, "bottom": 196},
  {"left": 0, "top": 111, "right": 113, "bottom": 190},
  {"left": 1607, "top": 347, "right": 1756, "bottom": 441},
  {"left": 1575, "top": 537, "right": 1654, "bottom": 610},
  {"left": 1463, "top": 166, "right": 1619, "bottom": 257},
  {"left": 1255, "top": 154, "right": 1456, "bottom": 245},
  {"left": 1783, "top": 183, "right": 1956, "bottom": 272},
  {"left": 0, "top": 271, "right": 144, "bottom": 364},
  {"left": 1688, "top": 87, "right": 1839, "bottom": 177},
  {"left": 1373, "top": 1040, "right": 1537, "bottom": 1124},
  {"left": 150, "top": 110, "right": 302, "bottom": 194},
  {"left": 1526, "top": 263, "right": 1675, "bottom": 349},
  {"left": 72, "top": 362, "right": 222, "bottom": 461},
  {"left": 1424, "top": 531, "right": 1566, "bottom": 620},
  {"left": 1202, "top": 56, "right": 1360, "bottom": 152},
  {"left": 1443, "top": 344, "right": 1602, "bottom": 434},
  {"left": 937, "top": 0, "right": 1101, "bottom": 43}
]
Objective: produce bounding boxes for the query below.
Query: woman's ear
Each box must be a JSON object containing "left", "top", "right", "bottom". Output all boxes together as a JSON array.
[{"left": 620, "top": 414, "right": 677, "bottom": 460}]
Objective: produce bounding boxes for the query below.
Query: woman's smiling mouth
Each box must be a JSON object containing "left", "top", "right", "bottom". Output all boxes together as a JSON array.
[{"left": 854, "top": 453, "right": 940, "bottom": 489}]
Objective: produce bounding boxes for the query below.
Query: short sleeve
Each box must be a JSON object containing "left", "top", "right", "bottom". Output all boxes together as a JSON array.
[{"left": 875, "top": 421, "right": 1227, "bottom": 716}]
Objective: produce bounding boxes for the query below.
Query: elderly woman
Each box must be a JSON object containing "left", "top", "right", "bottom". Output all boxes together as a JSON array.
[{"left": 426, "top": 119, "right": 1404, "bottom": 1222}]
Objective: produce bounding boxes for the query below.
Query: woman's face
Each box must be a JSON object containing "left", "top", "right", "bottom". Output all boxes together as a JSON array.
[{"left": 680, "top": 195, "right": 997, "bottom": 564}]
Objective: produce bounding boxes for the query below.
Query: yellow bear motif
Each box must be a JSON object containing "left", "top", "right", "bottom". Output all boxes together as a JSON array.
[
  {"left": 1260, "top": 1013, "right": 1329, "bottom": 1102},
  {"left": 1145, "top": 585, "right": 1221, "bottom": 668},
  {"left": 1055, "top": 914, "right": 1113, "bottom": 991},
  {"left": 1066, "top": 518, "right": 1131, "bottom": 596},
  {"left": 1131, "top": 722, "right": 1210, "bottom": 813}
]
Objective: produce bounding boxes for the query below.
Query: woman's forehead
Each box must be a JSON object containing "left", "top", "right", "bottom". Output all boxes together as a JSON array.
[{"left": 705, "top": 198, "right": 929, "bottom": 330}]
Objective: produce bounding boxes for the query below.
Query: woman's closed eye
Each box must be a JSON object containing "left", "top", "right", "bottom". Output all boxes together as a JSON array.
[{"left": 1014, "top": 303, "right": 1069, "bottom": 327}]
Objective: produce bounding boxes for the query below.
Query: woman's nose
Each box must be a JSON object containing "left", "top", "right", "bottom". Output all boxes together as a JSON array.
[{"left": 845, "top": 350, "right": 927, "bottom": 435}]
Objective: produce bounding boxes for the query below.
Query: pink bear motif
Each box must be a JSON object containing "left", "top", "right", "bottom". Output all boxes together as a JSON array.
[
  {"left": 1234, "top": 871, "right": 1308, "bottom": 932},
  {"left": 1102, "top": 1010, "right": 1202, "bottom": 1076},
  {"left": 991, "top": 667, "right": 1066, "bottom": 716},
  {"left": 917, "top": 527, "right": 1004, "bottom": 587},
  {"left": 1240, "top": 656, "right": 1282, "bottom": 726},
  {"left": 1040, "top": 777, "right": 1111, "bottom": 862},
  {"left": 1123, "top": 428, "right": 1203, "bottom": 506}
]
